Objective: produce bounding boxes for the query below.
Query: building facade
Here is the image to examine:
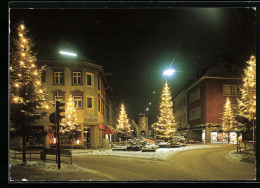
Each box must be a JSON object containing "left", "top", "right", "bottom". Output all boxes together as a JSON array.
[
  {"left": 28, "top": 60, "right": 115, "bottom": 149},
  {"left": 174, "top": 55, "right": 244, "bottom": 143}
]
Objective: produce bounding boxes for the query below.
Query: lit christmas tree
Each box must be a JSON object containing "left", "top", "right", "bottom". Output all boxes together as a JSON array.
[
  {"left": 155, "top": 81, "right": 177, "bottom": 141},
  {"left": 60, "top": 95, "right": 80, "bottom": 144},
  {"left": 237, "top": 56, "right": 256, "bottom": 121},
  {"left": 116, "top": 103, "right": 131, "bottom": 141},
  {"left": 60, "top": 95, "right": 78, "bottom": 133},
  {"left": 237, "top": 55, "right": 256, "bottom": 150},
  {"left": 9, "top": 22, "right": 49, "bottom": 163},
  {"left": 221, "top": 97, "right": 236, "bottom": 143}
]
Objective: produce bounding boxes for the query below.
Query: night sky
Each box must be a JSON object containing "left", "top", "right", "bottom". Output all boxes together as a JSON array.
[{"left": 9, "top": 7, "right": 255, "bottom": 124}]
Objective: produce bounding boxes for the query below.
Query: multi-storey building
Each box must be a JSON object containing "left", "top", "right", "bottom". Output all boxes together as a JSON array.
[
  {"left": 174, "top": 90, "right": 188, "bottom": 136},
  {"left": 174, "top": 54, "right": 244, "bottom": 143},
  {"left": 31, "top": 60, "right": 115, "bottom": 149}
]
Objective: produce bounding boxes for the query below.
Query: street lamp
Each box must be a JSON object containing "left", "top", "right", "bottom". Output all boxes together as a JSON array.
[
  {"left": 163, "top": 68, "right": 176, "bottom": 76},
  {"left": 59, "top": 50, "right": 77, "bottom": 57}
]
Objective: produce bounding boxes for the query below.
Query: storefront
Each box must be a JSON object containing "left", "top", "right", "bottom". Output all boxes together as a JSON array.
[
  {"left": 49, "top": 125, "right": 82, "bottom": 147},
  {"left": 210, "top": 131, "right": 242, "bottom": 144}
]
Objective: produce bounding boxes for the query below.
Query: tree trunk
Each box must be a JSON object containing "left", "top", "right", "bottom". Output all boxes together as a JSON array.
[
  {"left": 22, "top": 121, "right": 27, "bottom": 164},
  {"left": 228, "top": 132, "right": 230, "bottom": 144}
]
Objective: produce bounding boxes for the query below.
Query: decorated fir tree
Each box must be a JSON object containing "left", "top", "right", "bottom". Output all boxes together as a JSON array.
[
  {"left": 155, "top": 81, "right": 177, "bottom": 141},
  {"left": 116, "top": 103, "right": 131, "bottom": 141},
  {"left": 237, "top": 55, "right": 256, "bottom": 148},
  {"left": 9, "top": 22, "right": 49, "bottom": 163},
  {"left": 60, "top": 95, "right": 79, "bottom": 144},
  {"left": 60, "top": 95, "right": 78, "bottom": 133},
  {"left": 221, "top": 97, "right": 236, "bottom": 143},
  {"left": 237, "top": 56, "right": 256, "bottom": 121}
]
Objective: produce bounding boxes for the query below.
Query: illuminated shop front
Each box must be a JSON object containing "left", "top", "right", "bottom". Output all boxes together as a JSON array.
[
  {"left": 49, "top": 125, "right": 82, "bottom": 147},
  {"left": 201, "top": 129, "right": 242, "bottom": 144}
]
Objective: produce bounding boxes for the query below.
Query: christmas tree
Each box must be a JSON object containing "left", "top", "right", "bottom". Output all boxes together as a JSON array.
[
  {"left": 9, "top": 22, "right": 49, "bottom": 163},
  {"left": 116, "top": 103, "right": 131, "bottom": 141},
  {"left": 155, "top": 81, "right": 177, "bottom": 141},
  {"left": 221, "top": 97, "right": 236, "bottom": 143},
  {"left": 60, "top": 95, "right": 79, "bottom": 144},
  {"left": 237, "top": 55, "right": 256, "bottom": 149},
  {"left": 237, "top": 56, "right": 256, "bottom": 121}
]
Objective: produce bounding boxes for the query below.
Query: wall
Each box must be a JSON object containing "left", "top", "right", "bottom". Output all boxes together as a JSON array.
[{"left": 205, "top": 78, "right": 242, "bottom": 124}]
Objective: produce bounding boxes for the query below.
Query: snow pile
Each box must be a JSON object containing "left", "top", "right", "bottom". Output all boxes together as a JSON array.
[{"left": 73, "top": 144, "right": 222, "bottom": 161}]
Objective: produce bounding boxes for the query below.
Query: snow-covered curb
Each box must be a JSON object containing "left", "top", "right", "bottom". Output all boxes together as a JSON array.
[{"left": 72, "top": 144, "right": 223, "bottom": 161}]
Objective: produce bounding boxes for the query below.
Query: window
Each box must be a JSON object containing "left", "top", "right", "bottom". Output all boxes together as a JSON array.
[
  {"left": 189, "top": 88, "right": 200, "bottom": 103},
  {"left": 98, "top": 94, "right": 101, "bottom": 112},
  {"left": 86, "top": 96, "right": 94, "bottom": 109},
  {"left": 189, "top": 107, "right": 201, "bottom": 120},
  {"left": 54, "top": 71, "right": 64, "bottom": 85},
  {"left": 86, "top": 72, "right": 94, "bottom": 87},
  {"left": 223, "top": 85, "right": 239, "bottom": 96},
  {"left": 72, "top": 72, "right": 82, "bottom": 85},
  {"left": 73, "top": 96, "right": 82, "bottom": 108}
]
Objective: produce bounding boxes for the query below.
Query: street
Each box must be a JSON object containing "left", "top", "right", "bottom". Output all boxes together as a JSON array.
[{"left": 71, "top": 144, "right": 255, "bottom": 181}]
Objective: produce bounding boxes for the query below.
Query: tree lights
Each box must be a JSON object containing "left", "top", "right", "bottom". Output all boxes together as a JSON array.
[
  {"left": 9, "top": 22, "right": 49, "bottom": 163},
  {"left": 237, "top": 56, "right": 256, "bottom": 121},
  {"left": 116, "top": 103, "right": 132, "bottom": 141},
  {"left": 154, "top": 82, "right": 177, "bottom": 141},
  {"left": 60, "top": 95, "right": 78, "bottom": 134},
  {"left": 237, "top": 55, "right": 256, "bottom": 152},
  {"left": 221, "top": 97, "right": 236, "bottom": 143}
]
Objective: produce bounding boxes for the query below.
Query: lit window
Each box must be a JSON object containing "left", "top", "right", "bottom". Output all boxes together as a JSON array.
[
  {"left": 54, "top": 72, "right": 64, "bottom": 85},
  {"left": 73, "top": 96, "right": 82, "bottom": 108},
  {"left": 73, "top": 72, "right": 81, "bottom": 85}
]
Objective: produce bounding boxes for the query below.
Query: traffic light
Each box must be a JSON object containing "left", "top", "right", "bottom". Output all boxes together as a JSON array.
[{"left": 56, "top": 101, "right": 65, "bottom": 123}]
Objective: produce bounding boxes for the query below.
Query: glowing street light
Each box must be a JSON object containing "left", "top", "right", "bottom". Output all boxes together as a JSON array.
[
  {"left": 59, "top": 51, "right": 77, "bottom": 57},
  {"left": 163, "top": 68, "right": 176, "bottom": 76}
]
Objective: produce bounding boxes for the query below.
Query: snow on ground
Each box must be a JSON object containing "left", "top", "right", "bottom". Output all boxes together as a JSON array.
[
  {"left": 227, "top": 150, "right": 256, "bottom": 164},
  {"left": 10, "top": 158, "right": 112, "bottom": 181},
  {"left": 72, "top": 144, "right": 223, "bottom": 161}
]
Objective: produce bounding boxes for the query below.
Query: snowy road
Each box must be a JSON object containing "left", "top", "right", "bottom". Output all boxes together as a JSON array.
[{"left": 72, "top": 144, "right": 256, "bottom": 181}]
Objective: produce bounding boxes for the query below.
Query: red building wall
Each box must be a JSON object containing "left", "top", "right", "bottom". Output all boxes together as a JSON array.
[{"left": 205, "top": 78, "right": 242, "bottom": 124}]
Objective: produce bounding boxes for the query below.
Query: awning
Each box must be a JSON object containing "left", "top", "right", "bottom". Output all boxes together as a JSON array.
[
  {"left": 99, "top": 123, "right": 106, "bottom": 130},
  {"left": 99, "top": 124, "right": 115, "bottom": 135}
]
